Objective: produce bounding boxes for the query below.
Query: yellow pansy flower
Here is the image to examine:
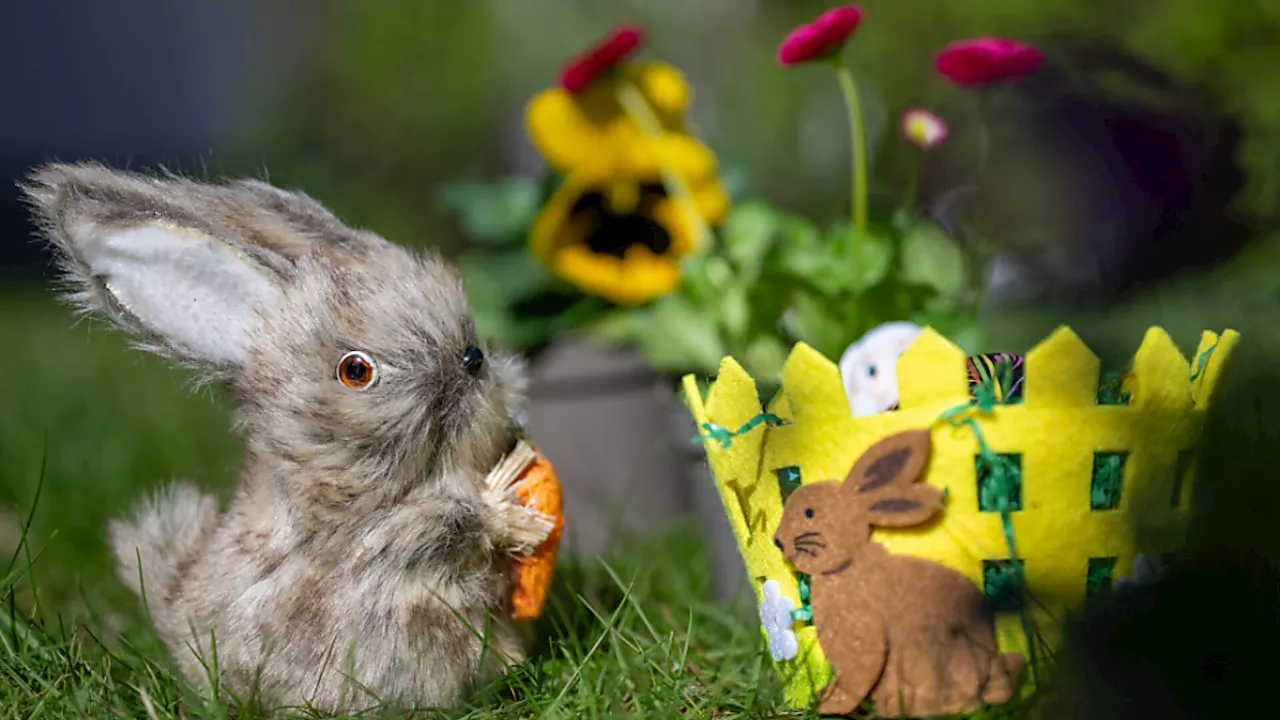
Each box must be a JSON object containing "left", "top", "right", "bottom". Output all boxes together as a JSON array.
[
  {"left": 524, "top": 55, "right": 730, "bottom": 305},
  {"left": 526, "top": 61, "right": 704, "bottom": 180},
  {"left": 529, "top": 164, "right": 729, "bottom": 306}
]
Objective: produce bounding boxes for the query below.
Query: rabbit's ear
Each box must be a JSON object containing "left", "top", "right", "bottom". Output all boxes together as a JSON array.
[
  {"left": 844, "top": 429, "right": 932, "bottom": 495},
  {"left": 846, "top": 430, "right": 941, "bottom": 527},
  {"left": 862, "top": 485, "right": 945, "bottom": 528},
  {"left": 23, "top": 163, "right": 288, "bottom": 370}
]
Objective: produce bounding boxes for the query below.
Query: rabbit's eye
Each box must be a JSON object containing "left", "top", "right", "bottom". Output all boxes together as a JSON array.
[
  {"left": 867, "top": 365, "right": 877, "bottom": 377},
  {"left": 462, "top": 345, "right": 485, "bottom": 377},
  {"left": 337, "top": 351, "right": 377, "bottom": 390},
  {"left": 805, "top": 508, "right": 814, "bottom": 519}
]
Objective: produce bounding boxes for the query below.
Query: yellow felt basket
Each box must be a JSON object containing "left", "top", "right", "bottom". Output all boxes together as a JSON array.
[{"left": 682, "top": 326, "right": 1238, "bottom": 708}]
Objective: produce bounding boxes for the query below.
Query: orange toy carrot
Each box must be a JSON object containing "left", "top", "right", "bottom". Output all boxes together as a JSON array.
[{"left": 483, "top": 440, "right": 564, "bottom": 620}]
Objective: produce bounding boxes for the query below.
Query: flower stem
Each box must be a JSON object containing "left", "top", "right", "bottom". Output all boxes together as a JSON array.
[
  {"left": 834, "top": 63, "right": 868, "bottom": 265},
  {"left": 971, "top": 259, "right": 990, "bottom": 315},
  {"left": 975, "top": 92, "right": 991, "bottom": 177},
  {"left": 971, "top": 94, "right": 992, "bottom": 316},
  {"left": 615, "top": 81, "right": 712, "bottom": 252},
  {"left": 904, "top": 149, "right": 919, "bottom": 213}
]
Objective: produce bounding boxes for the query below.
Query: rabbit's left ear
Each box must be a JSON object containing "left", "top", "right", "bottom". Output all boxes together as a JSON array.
[
  {"left": 844, "top": 429, "right": 932, "bottom": 493},
  {"left": 23, "top": 163, "right": 287, "bottom": 371}
]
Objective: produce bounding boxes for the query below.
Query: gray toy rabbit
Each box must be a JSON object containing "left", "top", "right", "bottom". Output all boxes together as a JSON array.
[{"left": 23, "top": 162, "right": 555, "bottom": 715}]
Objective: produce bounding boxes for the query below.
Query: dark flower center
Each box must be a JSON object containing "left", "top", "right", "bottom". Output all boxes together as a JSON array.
[{"left": 570, "top": 183, "right": 672, "bottom": 259}]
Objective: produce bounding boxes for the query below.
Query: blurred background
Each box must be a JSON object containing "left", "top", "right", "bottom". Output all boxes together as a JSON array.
[
  {"left": 3, "top": 1, "right": 1280, "bottom": 716},
  {"left": 5, "top": 0, "right": 1277, "bottom": 289}
]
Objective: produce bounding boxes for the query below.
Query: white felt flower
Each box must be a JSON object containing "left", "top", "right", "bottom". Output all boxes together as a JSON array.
[
  {"left": 1114, "top": 553, "right": 1163, "bottom": 593},
  {"left": 758, "top": 579, "right": 799, "bottom": 661}
]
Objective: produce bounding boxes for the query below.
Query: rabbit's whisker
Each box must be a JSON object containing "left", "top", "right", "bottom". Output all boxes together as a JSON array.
[
  {"left": 794, "top": 540, "right": 826, "bottom": 550},
  {"left": 795, "top": 547, "right": 817, "bottom": 557},
  {"left": 795, "top": 531, "right": 822, "bottom": 541}
]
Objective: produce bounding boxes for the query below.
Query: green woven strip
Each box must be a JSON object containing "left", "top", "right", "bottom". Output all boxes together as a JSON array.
[
  {"left": 1086, "top": 557, "right": 1117, "bottom": 603},
  {"left": 775, "top": 466, "right": 803, "bottom": 503},
  {"left": 983, "top": 559, "right": 1025, "bottom": 612},
  {"left": 1096, "top": 371, "right": 1132, "bottom": 406},
  {"left": 790, "top": 573, "right": 813, "bottom": 624},
  {"left": 695, "top": 412, "right": 789, "bottom": 449},
  {"left": 978, "top": 454, "right": 1022, "bottom": 512},
  {"left": 1090, "top": 452, "right": 1126, "bottom": 510},
  {"left": 1190, "top": 338, "right": 1220, "bottom": 382},
  {"left": 935, "top": 399, "right": 1040, "bottom": 677}
]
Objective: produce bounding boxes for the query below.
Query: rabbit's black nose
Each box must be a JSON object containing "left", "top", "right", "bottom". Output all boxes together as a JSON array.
[
  {"left": 774, "top": 538, "right": 785, "bottom": 552},
  {"left": 462, "top": 346, "right": 485, "bottom": 376}
]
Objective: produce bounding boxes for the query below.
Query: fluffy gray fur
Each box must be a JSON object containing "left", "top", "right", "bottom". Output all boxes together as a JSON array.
[{"left": 22, "top": 162, "right": 548, "bottom": 715}]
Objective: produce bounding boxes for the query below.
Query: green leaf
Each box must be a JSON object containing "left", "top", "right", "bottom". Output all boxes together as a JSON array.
[
  {"left": 899, "top": 220, "right": 969, "bottom": 296},
  {"left": 776, "top": 243, "right": 842, "bottom": 296},
  {"left": 890, "top": 207, "right": 916, "bottom": 234},
  {"left": 578, "top": 309, "right": 637, "bottom": 346},
  {"left": 679, "top": 250, "right": 737, "bottom": 305},
  {"left": 948, "top": 320, "right": 988, "bottom": 356},
  {"left": 457, "top": 249, "right": 561, "bottom": 350},
  {"left": 781, "top": 291, "right": 848, "bottom": 360},
  {"left": 705, "top": 255, "right": 734, "bottom": 290},
  {"left": 471, "top": 306, "right": 515, "bottom": 347},
  {"left": 718, "top": 160, "right": 751, "bottom": 201},
  {"left": 436, "top": 177, "right": 542, "bottom": 244},
  {"left": 503, "top": 316, "right": 562, "bottom": 351},
  {"left": 911, "top": 310, "right": 987, "bottom": 355},
  {"left": 826, "top": 223, "right": 893, "bottom": 292},
  {"left": 633, "top": 296, "right": 726, "bottom": 375},
  {"left": 776, "top": 224, "right": 891, "bottom": 297},
  {"left": 720, "top": 283, "right": 751, "bottom": 342},
  {"left": 677, "top": 252, "right": 715, "bottom": 304},
  {"left": 721, "top": 200, "right": 780, "bottom": 279},
  {"left": 778, "top": 213, "right": 823, "bottom": 249},
  {"left": 462, "top": 274, "right": 520, "bottom": 349},
  {"left": 457, "top": 249, "right": 554, "bottom": 305},
  {"left": 459, "top": 256, "right": 506, "bottom": 318},
  {"left": 742, "top": 335, "right": 790, "bottom": 383},
  {"left": 743, "top": 269, "right": 795, "bottom": 345}
]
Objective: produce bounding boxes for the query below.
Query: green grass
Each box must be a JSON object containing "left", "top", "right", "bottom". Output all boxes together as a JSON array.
[
  {"left": 0, "top": 285, "right": 806, "bottom": 719},
  {"left": 6, "top": 237, "right": 1280, "bottom": 719},
  {"left": 1, "top": 515, "right": 784, "bottom": 719}
]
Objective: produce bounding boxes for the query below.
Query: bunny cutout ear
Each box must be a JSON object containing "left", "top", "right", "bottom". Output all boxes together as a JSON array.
[
  {"left": 22, "top": 163, "right": 302, "bottom": 373},
  {"left": 843, "top": 429, "right": 943, "bottom": 528}
]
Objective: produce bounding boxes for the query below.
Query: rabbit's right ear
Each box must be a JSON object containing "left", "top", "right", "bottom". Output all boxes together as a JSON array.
[{"left": 22, "top": 163, "right": 288, "bottom": 371}]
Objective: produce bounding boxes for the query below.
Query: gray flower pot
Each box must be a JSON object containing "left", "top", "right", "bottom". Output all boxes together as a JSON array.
[{"left": 524, "top": 336, "right": 747, "bottom": 603}]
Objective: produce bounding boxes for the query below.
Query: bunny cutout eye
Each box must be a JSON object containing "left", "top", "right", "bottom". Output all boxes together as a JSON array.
[{"left": 337, "top": 351, "right": 378, "bottom": 390}]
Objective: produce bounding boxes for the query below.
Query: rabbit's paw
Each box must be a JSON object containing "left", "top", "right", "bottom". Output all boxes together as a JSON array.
[
  {"left": 485, "top": 488, "right": 555, "bottom": 555},
  {"left": 481, "top": 440, "right": 555, "bottom": 554},
  {"left": 817, "top": 681, "right": 860, "bottom": 716}
]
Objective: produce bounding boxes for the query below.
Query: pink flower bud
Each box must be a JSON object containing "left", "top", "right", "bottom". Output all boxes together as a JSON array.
[
  {"left": 778, "top": 6, "right": 863, "bottom": 66},
  {"left": 901, "top": 108, "right": 948, "bottom": 150},
  {"left": 935, "top": 37, "right": 1043, "bottom": 86}
]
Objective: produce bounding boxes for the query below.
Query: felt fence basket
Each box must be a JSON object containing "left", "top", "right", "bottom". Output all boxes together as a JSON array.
[{"left": 681, "top": 326, "right": 1238, "bottom": 712}]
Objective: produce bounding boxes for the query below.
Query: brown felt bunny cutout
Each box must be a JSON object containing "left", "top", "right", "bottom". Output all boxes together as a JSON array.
[{"left": 774, "top": 429, "right": 1025, "bottom": 717}]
